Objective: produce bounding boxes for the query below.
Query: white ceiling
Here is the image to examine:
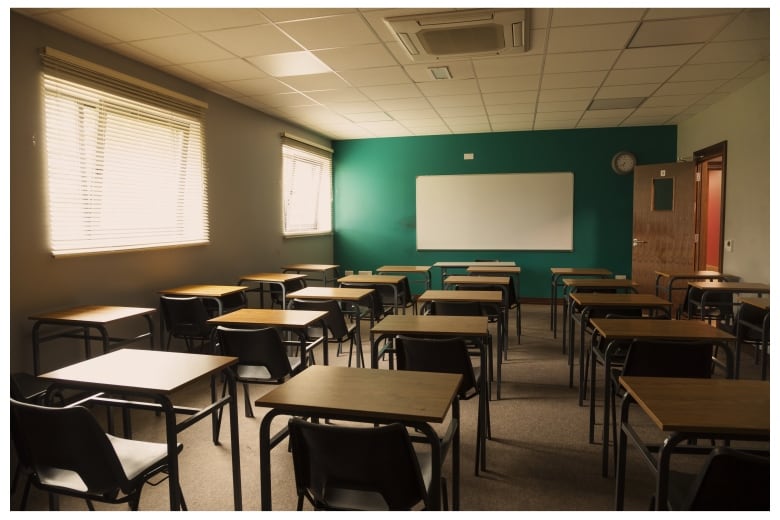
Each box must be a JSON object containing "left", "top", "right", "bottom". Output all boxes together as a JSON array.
[{"left": 13, "top": 6, "right": 770, "bottom": 140}]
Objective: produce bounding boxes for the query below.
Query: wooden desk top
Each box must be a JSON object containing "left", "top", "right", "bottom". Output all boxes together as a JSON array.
[
  {"left": 741, "top": 297, "right": 770, "bottom": 311},
  {"left": 338, "top": 274, "right": 406, "bottom": 284},
  {"left": 466, "top": 266, "right": 521, "bottom": 274},
  {"left": 551, "top": 267, "right": 612, "bottom": 276},
  {"left": 569, "top": 293, "right": 672, "bottom": 308},
  {"left": 687, "top": 281, "right": 770, "bottom": 293},
  {"left": 254, "top": 365, "right": 461, "bottom": 424},
  {"left": 281, "top": 263, "right": 339, "bottom": 271},
  {"left": 286, "top": 286, "right": 374, "bottom": 302},
  {"left": 435, "top": 261, "right": 516, "bottom": 267},
  {"left": 39, "top": 348, "right": 237, "bottom": 394},
  {"left": 618, "top": 376, "right": 769, "bottom": 435},
  {"left": 444, "top": 275, "right": 511, "bottom": 285},
  {"left": 238, "top": 272, "right": 308, "bottom": 283},
  {"left": 371, "top": 314, "right": 488, "bottom": 337},
  {"left": 590, "top": 318, "right": 736, "bottom": 342},
  {"left": 655, "top": 270, "right": 722, "bottom": 278},
  {"left": 418, "top": 290, "right": 503, "bottom": 304},
  {"left": 562, "top": 278, "right": 638, "bottom": 289},
  {"left": 207, "top": 308, "right": 328, "bottom": 328},
  {"left": 159, "top": 284, "right": 247, "bottom": 298},
  {"left": 377, "top": 265, "right": 432, "bottom": 273},
  {"left": 29, "top": 305, "right": 156, "bottom": 324}
]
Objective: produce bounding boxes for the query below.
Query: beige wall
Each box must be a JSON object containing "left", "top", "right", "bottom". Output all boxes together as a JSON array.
[
  {"left": 9, "top": 13, "right": 333, "bottom": 373},
  {"left": 676, "top": 73, "right": 770, "bottom": 284}
]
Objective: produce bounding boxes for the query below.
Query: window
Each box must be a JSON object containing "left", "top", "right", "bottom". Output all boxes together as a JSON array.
[
  {"left": 282, "top": 134, "right": 333, "bottom": 236},
  {"left": 41, "top": 47, "right": 209, "bottom": 256}
]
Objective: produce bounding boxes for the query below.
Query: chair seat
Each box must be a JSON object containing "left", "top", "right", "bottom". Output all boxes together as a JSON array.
[{"left": 237, "top": 357, "right": 302, "bottom": 382}]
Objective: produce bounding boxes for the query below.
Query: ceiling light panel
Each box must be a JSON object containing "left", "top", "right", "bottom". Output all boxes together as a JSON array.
[{"left": 248, "top": 51, "right": 332, "bottom": 78}]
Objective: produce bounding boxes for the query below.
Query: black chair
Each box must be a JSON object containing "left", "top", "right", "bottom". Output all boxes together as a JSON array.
[
  {"left": 606, "top": 339, "right": 715, "bottom": 475},
  {"left": 10, "top": 397, "right": 186, "bottom": 511},
  {"left": 425, "top": 300, "right": 494, "bottom": 389},
  {"left": 215, "top": 326, "right": 303, "bottom": 430},
  {"left": 376, "top": 277, "right": 418, "bottom": 315},
  {"left": 395, "top": 335, "right": 489, "bottom": 476},
  {"left": 269, "top": 278, "right": 307, "bottom": 309},
  {"left": 734, "top": 301, "right": 770, "bottom": 379},
  {"left": 291, "top": 298, "right": 362, "bottom": 367},
  {"left": 662, "top": 446, "right": 769, "bottom": 510},
  {"left": 159, "top": 295, "right": 215, "bottom": 354},
  {"left": 679, "top": 286, "right": 735, "bottom": 331},
  {"left": 287, "top": 418, "right": 440, "bottom": 511}
]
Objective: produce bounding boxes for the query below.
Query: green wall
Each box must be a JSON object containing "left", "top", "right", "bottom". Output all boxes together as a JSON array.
[{"left": 333, "top": 126, "right": 676, "bottom": 298}]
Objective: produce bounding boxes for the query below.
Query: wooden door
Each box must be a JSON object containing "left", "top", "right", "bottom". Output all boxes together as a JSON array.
[{"left": 631, "top": 162, "right": 696, "bottom": 302}]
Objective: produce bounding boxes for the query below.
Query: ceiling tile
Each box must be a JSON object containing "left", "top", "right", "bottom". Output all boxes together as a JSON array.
[
  {"left": 654, "top": 80, "right": 725, "bottom": 97},
  {"left": 180, "top": 58, "right": 266, "bottom": 82},
  {"left": 541, "top": 71, "right": 608, "bottom": 90},
  {"left": 280, "top": 72, "right": 350, "bottom": 91},
  {"left": 222, "top": 77, "right": 293, "bottom": 97},
  {"left": 479, "top": 76, "right": 540, "bottom": 94},
  {"left": 130, "top": 34, "right": 235, "bottom": 64},
  {"left": 427, "top": 94, "right": 484, "bottom": 109},
  {"left": 547, "top": 23, "right": 637, "bottom": 53},
  {"left": 436, "top": 105, "right": 487, "bottom": 118},
  {"left": 595, "top": 83, "right": 658, "bottom": 99},
  {"left": 404, "top": 61, "right": 476, "bottom": 82},
  {"left": 359, "top": 84, "right": 423, "bottom": 101},
  {"left": 375, "top": 98, "right": 432, "bottom": 112},
  {"left": 202, "top": 25, "right": 302, "bottom": 57},
  {"left": 279, "top": 13, "right": 380, "bottom": 49},
  {"left": 472, "top": 55, "right": 544, "bottom": 78},
  {"left": 543, "top": 50, "right": 620, "bottom": 74},
  {"left": 603, "top": 66, "right": 677, "bottom": 86},
  {"left": 538, "top": 87, "right": 598, "bottom": 102},
  {"left": 314, "top": 44, "right": 397, "bottom": 71},
  {"left": 550, "top": 7, "right": 644, "bottom": 26},
  {"left": 629, "top": 15, "right": 733, "bottom": 48},
  {"left": 690, "top": 39, "right": 770, "bottom": 64},
  {"left": 482, "top": 91, "right": 538, "bottom": 105},
  {"left": 339, "top": 67, "right": 411, "bottom": 88},
  {"left": 615, "top": 44, "right": 702, "bottom": 69},
  {"left": 61, "top": 8, "right": 189, "bottom": 41},
  {"left": 159, "top": 8, "right": 267, "bottom": 31},
  {"left": 418, "top": 79, "right": 480, "bottom": 97},
  {"left": 713, "top": 9, "right": 769, "bottom": 41},
  {"left": 670, "top": 62, "right": 754, "bottom": 82},
  {"left": 536, "top": 100, "right": 591, "bottom": 113}
]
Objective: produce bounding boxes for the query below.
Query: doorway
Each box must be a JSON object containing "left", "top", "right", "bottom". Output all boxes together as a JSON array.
[{"left": 694, "top": 141, "right": 727, "bottom": 272}]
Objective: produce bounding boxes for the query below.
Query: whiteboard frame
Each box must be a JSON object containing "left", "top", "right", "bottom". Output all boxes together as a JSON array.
[{"left": 415, "top": 172, "right": 574, "bottom": 251}]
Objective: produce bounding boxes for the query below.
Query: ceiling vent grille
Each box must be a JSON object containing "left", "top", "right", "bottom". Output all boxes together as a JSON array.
[{"left": 386, "top": 8, "right": 529, "bottom": 62}]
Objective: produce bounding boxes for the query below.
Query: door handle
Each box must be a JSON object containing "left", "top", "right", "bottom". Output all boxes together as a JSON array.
[{"left": 632, "top": 238, "right": 648, "bottom": 247}]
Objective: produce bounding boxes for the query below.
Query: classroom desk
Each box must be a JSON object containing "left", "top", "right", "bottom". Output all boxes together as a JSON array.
[
  {"left": 433, "top": 261, "right": 516, "bottom": 289},
  {"left": 39, "top": 348, "right": 242, "bottom": 511},
  {"left": 615, "top": 377, "right": 769, "bottom": 510},
  {"left": 549, "top": 268, "right": 613, "bottom": 339},
  {"left": 159, "top": 284, "right": 248, "bottom": 316},
  {"left": 206, "top": 308, "right": 330, "bottom": 366},
  {"left": 281, "top": 263, "right": 340, "bottom": 286},
  {"left": 653, "top": 271, "right": 728, "bottom": 312},
  {"left": 29, "top": 305, "right": 156, "bottom": 375},
  {"left": 236, "top": 272, "right": 308, "bottom": 308},
  {"left": 338, "top": 273, "right": 407, "bottom": 314},
  {"left": 566, "top": 293, "right": 672, "bottom": 396},
  {"left": 588, "top": 318, "right": 736, "bottom": 477},
  {"left": 560, "top": 278, "right": 638, "bottom": 355},
  {"left": 418, "top": 289, "right": 505, "bottom": 399},
  {"left": 734, "top": 297, "right": 770, "bottom": 379},
  {"left": 685, "top": 281, "right": 769, "bottom": 324},
  {"left": 255, "top": 365, "right": 462, "bottom": 510},
  {"left": 376, "top": 265, "right": 433, "bottom": 292},
  {"left": 286, "top": 286, "right": 375, "bottom": 368}
]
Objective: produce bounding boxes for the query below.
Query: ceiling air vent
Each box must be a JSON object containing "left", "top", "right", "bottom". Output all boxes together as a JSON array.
[{"left": 386, "top": 8, "right": 529, "bottom": 62}]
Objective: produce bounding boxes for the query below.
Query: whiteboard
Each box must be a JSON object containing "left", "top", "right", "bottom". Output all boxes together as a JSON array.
[{"left": 416, "top": 172, "right": 574, "bottom": 251}]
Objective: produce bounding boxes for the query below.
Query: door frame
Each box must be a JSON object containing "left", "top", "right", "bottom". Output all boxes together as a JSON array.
[{"left": 693, "top": 141, "right": 727, "bottom": 272}]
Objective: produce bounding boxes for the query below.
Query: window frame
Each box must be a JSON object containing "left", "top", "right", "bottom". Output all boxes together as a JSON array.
[
  {"left": 281, "top": 134, "right": 333, "bottom": 237},
  {"left": 40, "top": 47, "right": 209, "bottom": 257}
]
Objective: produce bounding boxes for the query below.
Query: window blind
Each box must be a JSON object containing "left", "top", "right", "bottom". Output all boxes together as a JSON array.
[
  {"left": 282, "top": 133, "right": 333, "bottom": 236},
  {"left": 40, "top": 47, "right": 209, "bottom": 256}
]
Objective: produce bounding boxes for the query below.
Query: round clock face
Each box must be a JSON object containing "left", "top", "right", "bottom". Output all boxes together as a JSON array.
[{"left": 612, "top": 151, "right": 636, "bottom": 175}]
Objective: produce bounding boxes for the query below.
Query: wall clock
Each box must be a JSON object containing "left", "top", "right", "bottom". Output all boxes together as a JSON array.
[{"left": 611, "top": 151, "right": 636, "bottom": 175}]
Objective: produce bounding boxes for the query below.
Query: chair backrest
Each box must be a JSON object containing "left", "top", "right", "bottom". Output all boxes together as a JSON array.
[
  {"left": 10, "top": 398, "right": 131, "bottom": 497},
  {"left": 287, "top": 418, "right": 430, "bottom": 510},
  {"left": 621, "top": 339, "right": 714, "bottom": 379},
  {"left": 216, "top": 326, "right": 295, "bottom": 382},
  {"left": 291, "top": 299, "right": 351, "bottom": 340},
  {"left": 427, "top": 300, "right": 483, "bottom": 317},
  {"left": 340, "top": 283, "right": 390, "bottom": 321},
  {"left": 678, "top": 447, "right": 769, "bottom": 510},
  {"left": 395, "top": 335, "right": 478, "bottom": 399},
  {"left": 270, "top": 278, "right": 307, "bottom": 307},
  {"left": 159, "top": 295, "right": 211, "bottom": 337}
]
